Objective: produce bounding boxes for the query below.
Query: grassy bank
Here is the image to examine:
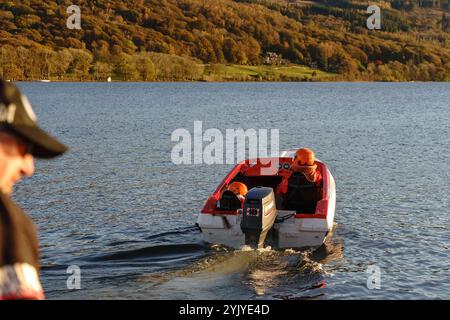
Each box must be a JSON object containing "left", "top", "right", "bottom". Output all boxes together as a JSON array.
[{"left": 204, "top": 64, "right": 337, "bottom": 81}]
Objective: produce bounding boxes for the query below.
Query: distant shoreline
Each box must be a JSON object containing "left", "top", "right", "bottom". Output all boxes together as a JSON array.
[
  {"left": 7, "top": 63, "right": 444, "bottom": 82},
  {"left": 7, "top": 79, "right": 444, "bottom": 83}
]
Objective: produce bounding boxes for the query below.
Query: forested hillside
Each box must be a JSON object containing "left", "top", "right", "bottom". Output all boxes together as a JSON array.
[{"left": 1, "top": 0, "right": 450, "bottom": 81}]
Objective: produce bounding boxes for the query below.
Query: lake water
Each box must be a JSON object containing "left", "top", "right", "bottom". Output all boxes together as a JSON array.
[{"left": 14, "top": 82, "right": 450, "bottom": 300}]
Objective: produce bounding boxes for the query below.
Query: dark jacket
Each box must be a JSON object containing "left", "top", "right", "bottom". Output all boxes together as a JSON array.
[{"left": 0, "top": 193, "right": 44, "bottom": 300}]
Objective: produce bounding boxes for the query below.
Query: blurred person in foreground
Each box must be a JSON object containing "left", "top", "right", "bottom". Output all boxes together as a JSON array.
[{"left": 0, "top": 79, "right": 67, "bottom": 299}]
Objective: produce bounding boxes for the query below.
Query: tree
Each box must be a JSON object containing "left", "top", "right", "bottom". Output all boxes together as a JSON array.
[
  {"left": 53, "top": 49, "right": 74, "bottom": 80},
  {"left": 134, "top": 53, "right": 156, "bottom": 81},
  {"left": 14, "top": 47, "right": 31, "bottom": 80},
  {"left": 92, "top": 61, "right": 113, "bottom": 80},
  {"left": 68, "top": 49, "right": 93, "bottom": 80},
  {"left": 223, "top": 38, "right": 241, "bottom": 63},
  {"left": 35, "top": 48, "right": 55, "bottom": 79},
  {"left": 0, "top": 45, "right": 20, "bottom": 80},
  {"left": 115, "top": 53, "right": 138, "bottom": 80},
  {"left": 243, "top": 36, "right": 261, "bottom": 64},
  {"left": 328, "top": 50, "right": 358, "bottom": 75}
]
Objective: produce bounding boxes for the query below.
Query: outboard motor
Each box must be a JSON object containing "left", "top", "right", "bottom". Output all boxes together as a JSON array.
[{"left": 240, "top": 187, "right": 277, "bottom": 249}]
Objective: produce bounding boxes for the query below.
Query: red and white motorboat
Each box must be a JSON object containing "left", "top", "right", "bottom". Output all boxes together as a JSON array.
[{"left": 197, "top": 150, "right": 336, "bottom": 249}]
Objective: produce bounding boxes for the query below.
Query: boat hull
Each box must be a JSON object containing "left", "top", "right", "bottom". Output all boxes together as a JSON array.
[{"left": 197, "top": 209, "right": 335, "bottom": 249}]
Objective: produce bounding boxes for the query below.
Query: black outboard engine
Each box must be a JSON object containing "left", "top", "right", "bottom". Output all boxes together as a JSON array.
[{"left": 240, "top": 187, "right": 277, "bottom": 249}]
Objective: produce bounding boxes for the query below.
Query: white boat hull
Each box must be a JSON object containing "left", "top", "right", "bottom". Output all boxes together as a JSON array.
[{"left": 197, "top": 210, "right": 335, "bottom": 249}]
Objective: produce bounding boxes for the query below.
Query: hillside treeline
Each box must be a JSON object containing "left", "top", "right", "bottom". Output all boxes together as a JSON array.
[
  {"left": 0, "top": 45, "right": 204, "bottom": 81},
  {"left": 1, "top": 0, "right": 450, "bottom": 81}
]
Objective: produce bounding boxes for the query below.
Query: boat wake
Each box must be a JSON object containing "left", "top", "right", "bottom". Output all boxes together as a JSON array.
[
  {"left": 53, "top": 224, "right": 342, "bottom": 299},
  {"left": 138, "top": 242, "right": 336, "bottom": 299}
]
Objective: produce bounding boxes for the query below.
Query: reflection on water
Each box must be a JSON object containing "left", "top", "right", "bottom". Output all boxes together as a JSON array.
[{"left": 311, "top": 224, "right": 344, "bottom": 264}]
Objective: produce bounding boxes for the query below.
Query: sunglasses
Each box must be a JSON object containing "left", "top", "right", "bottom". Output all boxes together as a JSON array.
[{"left": 18, "top": 141, "right": 34, "bottom": 156}]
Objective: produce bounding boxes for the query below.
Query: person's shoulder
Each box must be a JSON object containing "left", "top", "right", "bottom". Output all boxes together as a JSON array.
[
  {"left": 0, "top": 192, "right": 25, "bottom": 214},
  {"left": 0, "top": 193, "right": 36, "bottom": 232}
]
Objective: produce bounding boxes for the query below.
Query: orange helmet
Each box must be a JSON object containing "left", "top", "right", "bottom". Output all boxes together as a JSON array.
[
  {"left": 228, "top": 182, "right": 248, "bottom": 196},
  {"left": 294, "top": 148, "right": 315, "bottom": 166}
]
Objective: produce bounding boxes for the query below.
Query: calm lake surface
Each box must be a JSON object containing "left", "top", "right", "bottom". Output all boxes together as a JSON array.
[{"left": 14, "top": 82, "right": 450, "bottom": 300}]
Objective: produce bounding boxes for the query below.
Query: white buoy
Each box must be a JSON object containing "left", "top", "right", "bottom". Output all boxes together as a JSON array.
[{"left": 107, "top": 77, "right": 112, "bottom": 82}]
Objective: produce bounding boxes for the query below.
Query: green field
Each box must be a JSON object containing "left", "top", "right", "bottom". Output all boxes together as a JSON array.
[{"left": 204, "top": 64, "right": 337, "bottom": 81}]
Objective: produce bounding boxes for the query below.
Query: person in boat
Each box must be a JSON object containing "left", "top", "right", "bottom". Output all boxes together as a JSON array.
[
  {"left": 0, "top": 80, "right": 68, "bottom": 300},
  {"left": 227, "top": 181, "right": 248, "bottom": 203},
  {"left": 277, "top": 148, "right": 323, "bottom": 199},
  {"left": 218, "top": 181, "right": 248, "bottom": 211}
]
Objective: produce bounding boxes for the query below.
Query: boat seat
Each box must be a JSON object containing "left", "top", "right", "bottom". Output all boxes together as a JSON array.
[
  {"left": 282, "top": 172, "right": 318, "bottom": 213},
  {"left": 218, "top": 190, "right": 242, "bottom": 211}
]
